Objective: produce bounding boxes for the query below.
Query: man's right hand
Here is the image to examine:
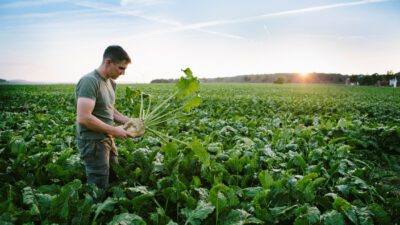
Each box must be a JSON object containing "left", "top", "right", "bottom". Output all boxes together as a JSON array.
[
  {"left": 123, "top": 118, "right": 145, "bottom": 137},
  {"left": 112, "top": 126, "right": 134, "bottom": 139}
]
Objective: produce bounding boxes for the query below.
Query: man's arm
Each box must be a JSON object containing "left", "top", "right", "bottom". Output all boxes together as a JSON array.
[
  {"left": 77, "top": 97, "right": 133, "bottom": 138},
  {"left": 113, "top": 108, "right": 130, "bottom": 125}
]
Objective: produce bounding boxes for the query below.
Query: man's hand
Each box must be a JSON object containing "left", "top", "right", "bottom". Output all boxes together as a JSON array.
[
  {"left": 112, "top": 126, "right": 135, "bottom": 139},
  {"left": 121, "top": 118, "right": 145, "bottom": 138}
]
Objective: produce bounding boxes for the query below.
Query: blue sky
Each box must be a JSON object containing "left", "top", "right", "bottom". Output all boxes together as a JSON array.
[{"left": 1, "top": 0, "right": 399, "bottom": 83}]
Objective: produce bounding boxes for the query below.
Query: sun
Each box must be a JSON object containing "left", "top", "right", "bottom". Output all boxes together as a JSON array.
[
  {"left": 297, "top": 72, "right": 310, "bottom": 77},
  {"left": 295, "top": 71, "right": 312, "bottom": 83}
]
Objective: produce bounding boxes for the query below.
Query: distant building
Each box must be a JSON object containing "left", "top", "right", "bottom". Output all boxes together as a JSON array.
[{"left": 389, "top": 78, "right": 397, "bottom": 87}]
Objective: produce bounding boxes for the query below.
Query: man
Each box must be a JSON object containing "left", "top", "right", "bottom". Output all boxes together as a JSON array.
[{"left": 76, "top": 45, "right": 144, "bottom": 189}]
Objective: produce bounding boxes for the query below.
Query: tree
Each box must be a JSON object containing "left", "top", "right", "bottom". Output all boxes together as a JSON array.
[
  {"left": 349, "top": 75, "right": 359, "bottom": 83},
  {"left": 273, "top": 77, "right": 285, "bottom": 84}
]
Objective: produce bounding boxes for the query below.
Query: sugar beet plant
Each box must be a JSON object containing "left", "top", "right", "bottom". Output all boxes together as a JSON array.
[
  {"left": 122, "top": 68, "right": 202, "bottom": 144},
  {"left": 0, "top": 82, "right": 399, "bottom": 224}
]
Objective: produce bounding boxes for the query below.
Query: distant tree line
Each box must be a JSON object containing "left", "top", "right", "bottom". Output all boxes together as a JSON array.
[
  {"left": 150, "top": 78, "right": 177, "bottom": 83},
  {"left": 349, "top": 71, "right": 399, "bottom": 86},
  {"left": 150, "top": 71, "right": 400, "bottom": 86}
]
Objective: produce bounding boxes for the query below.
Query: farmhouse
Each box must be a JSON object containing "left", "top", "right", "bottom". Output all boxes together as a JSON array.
[{"left": 389, "top": 77, "right": 397, "bottom": 87}]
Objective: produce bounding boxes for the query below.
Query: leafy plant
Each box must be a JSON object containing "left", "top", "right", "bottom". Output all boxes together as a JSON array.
[{"left": 124, "top": 68, "right": 202, "bottom": 145}]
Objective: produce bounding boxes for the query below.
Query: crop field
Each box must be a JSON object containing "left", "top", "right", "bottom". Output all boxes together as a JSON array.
[{"left": 0, "top": 83, "right": 399, "bottom": 224}]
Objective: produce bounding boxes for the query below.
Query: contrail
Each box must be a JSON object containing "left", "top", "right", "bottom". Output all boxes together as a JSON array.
[
  {"left": 73, "top": 1, "right": 244, "bottom": 39},
  {"left": 116, "top": 0, "right": 392, "bottom": 39},
  {"left": 4, "top": 0, "right": 390, "bottom": 39},
  {"left": 175, "top": 0, "right": 392, "bottom": 30}
]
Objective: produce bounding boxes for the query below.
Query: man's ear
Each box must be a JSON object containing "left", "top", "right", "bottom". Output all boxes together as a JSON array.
[{"left": 104, "top": 58, "right": 112, "bottom": 65}]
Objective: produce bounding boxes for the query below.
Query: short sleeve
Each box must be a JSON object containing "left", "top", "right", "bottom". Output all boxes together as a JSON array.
[
  {"left": 110, "top": 79, "right": 116, "bottom": 91},
  {"left": 76, "top": 76, "right": 98, "bottom": 100}
]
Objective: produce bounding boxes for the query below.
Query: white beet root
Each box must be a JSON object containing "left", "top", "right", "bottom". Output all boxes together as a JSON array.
[{"left": 122, "top": 118, "right": 145, "bottom": 137}]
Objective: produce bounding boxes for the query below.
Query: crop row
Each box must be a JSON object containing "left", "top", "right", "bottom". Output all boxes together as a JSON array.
[{"left": 0, "top": 84, "right": 399, "bottom": 224}]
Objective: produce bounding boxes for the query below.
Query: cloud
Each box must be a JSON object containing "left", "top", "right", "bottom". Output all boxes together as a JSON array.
[
  {"left": 74, "top": 1, "right": 179, "bottom": 26},
  {"left": 103, "top": 0, "right": 392, "bottom": 40},
  {"left": 1, "top": 8, "right": 99, "bottom": 20},
  {"left": 0, "top": 0, "right": 66, "bottom": 8},
  {"left": 74, "top": 1, "right": 244, "bottom": 40},
  {"left": 120, "top": 0, "right": 167, "bottom": 7}
]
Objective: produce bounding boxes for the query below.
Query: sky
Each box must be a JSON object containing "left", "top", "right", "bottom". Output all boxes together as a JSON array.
[{"left": 0, "top": 0, "right": 399, "bottom": 83}]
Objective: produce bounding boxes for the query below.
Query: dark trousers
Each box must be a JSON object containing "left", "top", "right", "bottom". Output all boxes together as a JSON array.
[{"left": 77, "top": 137, "right": 118, "bottom": 189}]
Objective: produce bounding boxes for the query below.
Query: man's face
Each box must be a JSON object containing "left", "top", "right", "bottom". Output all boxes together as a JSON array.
[{"left": 108, "top": 60, "right": 129, "bottom": 80}]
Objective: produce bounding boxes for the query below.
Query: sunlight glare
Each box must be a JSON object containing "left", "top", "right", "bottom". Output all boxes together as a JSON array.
[{"left": 297, "top": 71, "right": 310, "bottom": 77}]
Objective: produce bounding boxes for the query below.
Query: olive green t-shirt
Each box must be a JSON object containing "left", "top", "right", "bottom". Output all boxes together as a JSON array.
[{"left": 76, "top": 70, "right": 116, "bottom": 140}]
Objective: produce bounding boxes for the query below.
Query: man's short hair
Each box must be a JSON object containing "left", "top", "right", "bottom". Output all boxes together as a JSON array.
[{"left": 103, "top": 45, "right": 131, "bottom": 63}]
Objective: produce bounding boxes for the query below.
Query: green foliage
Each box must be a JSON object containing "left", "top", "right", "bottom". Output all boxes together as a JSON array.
[
  {"left": 183, "top": 96, "right": 203, "bottom": 112},
  {"left": 176, "top": 68, "right": 200, "bottom": 98},
  {"left": 321, "top": 210, "right": 345, "bottom": 225},
  {"left": 208, "top": 183, "right": 239, "bottom": 215},
  {"left": 22, "top": 187, "right": 40, "bottom": 216},
  {"left": 50, "top": 179, "right": 82, "bottom": 221},
  {"left": 221, "top": 209, "right": 264, "bottom": 225},
  {"left": 0, "top": 83, "right": 399, "bottom": 224},
  {"left": 368, "top": 203, "right": 392, "bottom": 225},
  {"left": 294, "top": 206, "right": 320, "bottom": 225},
  {"left": 181, "top": 200, "right": 215, "bottom": 225},
  {"left": 258, "top": 170, "right": 274, "bottom": 189},
  {"left": 333, "top": 197, "right": 358, "bottom": 224},
  {"left": 94, "top": 197, "right": 116, "bottom": 221},
  {"left": 189, "top": 139, "right": 210, "bottom": 167},
  {"left": 108, "top": 213, "right": 146, "bottom": 225}
]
